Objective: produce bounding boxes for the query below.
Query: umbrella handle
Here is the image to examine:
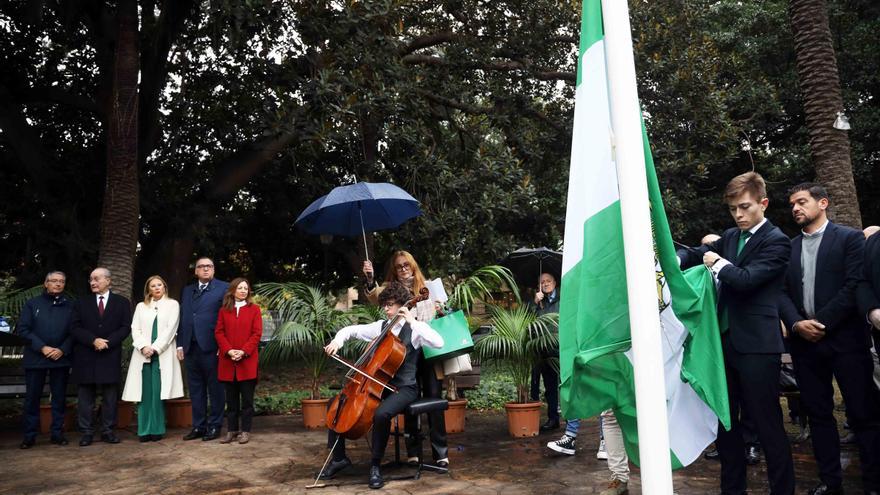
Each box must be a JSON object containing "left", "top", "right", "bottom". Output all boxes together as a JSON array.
[{"left": 359, "top": 202, "right": 370, "bottom": 263}]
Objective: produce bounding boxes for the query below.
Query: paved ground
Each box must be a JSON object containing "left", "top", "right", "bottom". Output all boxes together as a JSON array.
[{"left": 0, "top": 411, "right": 866, "bottom": 494}]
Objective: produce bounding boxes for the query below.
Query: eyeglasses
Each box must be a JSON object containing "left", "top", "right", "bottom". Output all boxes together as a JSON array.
[
  {"left": 196, "top": 264, "right": 214, "bottom": 269},
  {"left": 46, "top": 279, "right": 66, "bottom": 284},
  {"left": 395, "top": 262, "right": 411, "bottom": 272}
]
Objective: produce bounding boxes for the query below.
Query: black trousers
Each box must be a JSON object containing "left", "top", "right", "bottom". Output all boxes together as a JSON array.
[
  {"left": 792, "top": 345, "right": 880, "bottom": 491},
  {"left": 717, "top": 337, "right": 794, "bottom": 495},
  {"left": 405, "top": 359, "right": 449, "bottom": 461},
  {"left": 224, "top": 379, "right": 256, "bottom": 432},
  {"left": 328, "top": 384, "right": 420, "bottom": 466},
  {"left": 530, "top": 359, "right": 559, "bottom": 421},
  {"left": 23, "top": 367, "right": 69, "bottom": 440},
  {"left": 77, "top": 383, "right": 118, "bottom": 436},
  {"left": 185, "top": 342, "right": 225, "bottom": 431}
]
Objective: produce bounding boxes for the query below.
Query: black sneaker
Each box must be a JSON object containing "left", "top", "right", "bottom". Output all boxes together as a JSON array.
[{"left": 547, "top": 434, "right": 576, "bottom": 455}]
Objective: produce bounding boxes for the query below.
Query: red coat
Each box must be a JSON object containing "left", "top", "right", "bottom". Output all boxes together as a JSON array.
[{"left": 214, "top": 303, "right": 263, "bottom": 382}]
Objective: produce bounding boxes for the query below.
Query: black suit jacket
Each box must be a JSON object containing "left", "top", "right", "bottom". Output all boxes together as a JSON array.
[
  {"left": 678, "top": 220, "right": 791, "bottom": 354},
  {"left": 70, "top": 292, "right": 132, "bottom": 384},
  {"left": 857, "top": 232, "right": 880, "bottom": 348},
  {"left": 779, "top": 222, "right": 870, "bottom": 353}
]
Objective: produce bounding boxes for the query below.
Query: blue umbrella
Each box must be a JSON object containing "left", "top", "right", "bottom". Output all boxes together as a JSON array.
[{"left": 294, "top": 182, "right": 421, "bottom": 260}]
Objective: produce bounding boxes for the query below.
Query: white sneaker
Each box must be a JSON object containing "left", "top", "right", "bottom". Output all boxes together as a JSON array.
[
  {"left": 546, "top": 434, "right": 576, "bottom": 455},
  {"left": 596, "top": 439, "right": 608, "bottom": 460}
]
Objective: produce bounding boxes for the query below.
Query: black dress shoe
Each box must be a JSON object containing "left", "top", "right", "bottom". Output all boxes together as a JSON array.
[
  {"left": 79, "top": 435, "right": 93, "bottom": 447},
  {"left": 318, "top": 457, "right": 352, "bottom": 480},
  {"left": 182, "top": 429, "right": 204, "bottom": 440},
  {"left": 101, "top": 432, "right": 121, "bottom": 444},
  {"left": 368, "top": 465, "right": 384, "bottom": 489},
  {"left": 807, "top": 483, "right": 843, "bottom": 495},
  {"left": 539, "top": 419, "right": 560, "bottom": 432},
  {"left": 202, "top": 427, "right": 220, "bottom": 441},
  {"left": 50, "top": 436, "right": 68, "bottom": 446},
  {"left": 703, "top": 447, "right": 719, "bottom": 460},
  {"left": 139, "top": 435, "right": 151, "bottom": 443},
  {"left": 744, "top": 445, "right": 761, "bottom": 465},
  {"left": 150, "top": 434, "right": 163, "bottom": 442},
  {"left": 20, "top": 438, "right": 35, "bottom": 449}
]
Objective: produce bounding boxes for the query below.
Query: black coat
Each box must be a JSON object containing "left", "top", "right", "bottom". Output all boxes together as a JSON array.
[
  {"left": 16, "top": 292, "right": 73, "bottom": 369},
  {"left": 779, "top": 222, "right": 870, "bottom": 353},
  {"left": 69, "top": 292, "right": 132, "bottom": 384},
  {"left": 857, "top": 232, "right": 880, "bottom": 350},
  {"left": 678, "top": 220, "right": 791, "bottom": 354}
]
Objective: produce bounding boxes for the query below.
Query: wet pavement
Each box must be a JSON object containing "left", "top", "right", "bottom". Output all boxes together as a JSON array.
[{"left": 0, "top": 411, "right": 866, "bottom": 494}]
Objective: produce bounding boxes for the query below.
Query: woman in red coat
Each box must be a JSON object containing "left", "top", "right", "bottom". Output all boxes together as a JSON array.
[{"left": 214, "top": 277, "right": 262, "bottom": 444}]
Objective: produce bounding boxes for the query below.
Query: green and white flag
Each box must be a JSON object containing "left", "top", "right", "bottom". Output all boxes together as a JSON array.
[{"left": 558, "top": 0, "right": 731, "bottom": 469}]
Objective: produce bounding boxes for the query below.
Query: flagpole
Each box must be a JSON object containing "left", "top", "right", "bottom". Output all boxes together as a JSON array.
[{"left": 600, "top": 1, "right": 673, "bottom": 492}]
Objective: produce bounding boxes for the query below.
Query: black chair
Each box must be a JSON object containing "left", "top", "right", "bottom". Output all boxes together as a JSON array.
[{"left": 387, "top": 397, "right": 450, "bottom": 480}]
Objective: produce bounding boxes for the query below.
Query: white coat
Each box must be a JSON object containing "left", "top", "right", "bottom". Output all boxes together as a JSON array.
[{"left": 121, "top": 297, "right": 184, "bottom": 402}]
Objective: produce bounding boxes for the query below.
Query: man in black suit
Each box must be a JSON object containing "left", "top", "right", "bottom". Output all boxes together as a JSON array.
[
  {"left": 69, "top": 267, "right": 132, "bottom": 447},
  {"left": 860, "top": 225, "right": 880, "bottom": 392},
  {"left": 678, "top": 172, "right": 795, "bottom": 495},
  {"left": 177, "top": 257, "right": 228, "bottom": 441},
  {"left": 781, "top": 183, "right": 880, "bottom": 495}
]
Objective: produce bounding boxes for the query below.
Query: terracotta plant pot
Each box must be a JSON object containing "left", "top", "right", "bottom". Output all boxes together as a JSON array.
[
  {"left": 393, "top": 413, "right": 406, "bottom": 432},
  {"left": 116, "top": 401, "right": 134, "bottom": 429},
  {"left": 40, "top": 403, "right": 77, "bottom": 433},
  {"left": 504, "top": 401, "right": 541, "bottom": 437},
  {"left": 165, "top": 398, "right": 192, "bottom": 428},
  {"left": 301, "top": 398, "right": 331, "bottom": 429},
  {"left": 444, "top": 399, "right": 467, "bottom": 433}
]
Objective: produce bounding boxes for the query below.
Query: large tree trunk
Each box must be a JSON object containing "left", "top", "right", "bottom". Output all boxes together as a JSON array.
[
  {"left": 789, "top": 0, "right": 861, "bottom": 228},
  {"left": 98, "top": 0, "right": 140, "bottom": 300}
]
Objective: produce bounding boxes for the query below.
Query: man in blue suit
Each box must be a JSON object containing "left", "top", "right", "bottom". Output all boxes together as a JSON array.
[
  {"left": 678, "top": 172, "right": 794, "bottom": 495},
  {"left": 778, "top": 183, "right": 880, "bottom": 495},
  {"left": 178, "top": 257, "right": 228, "bottom": 441}
]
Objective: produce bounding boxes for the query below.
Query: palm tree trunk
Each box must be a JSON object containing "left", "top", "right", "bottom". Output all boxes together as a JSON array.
[
  {"left": 98, "top": 0, "right": 140, "bottom": 299},
  {"left": 789, "top": 0, "right": 861, "bottom": 228}
]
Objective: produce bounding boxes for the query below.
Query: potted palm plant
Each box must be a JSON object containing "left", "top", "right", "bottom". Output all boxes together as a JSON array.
[
  {"left": 475, "top": 305, "right": 558, "bottom": 437},
  {"left": 442, "top": 265, "right": 519, "bottom": 432},
  {"left": 256, "top": 282, "right": 354, "bottom": 429}
]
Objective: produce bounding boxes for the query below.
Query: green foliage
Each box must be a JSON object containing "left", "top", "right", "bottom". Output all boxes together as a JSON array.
[
  {"left": 446, "top": 265, "right": 521, "bottom": 314},
  {"left": 461, "top": 370, "right": 517, "bottom": 411},
  {"left": 256, "top": 283, "right": 355, "bottom": 399},
  {"left": 0, "top": 285, "right": 46, "bottom": 326},
  {"left": 253, "top": 386, "right": 335, "bottom": 416},
  {"left": 475, "top": 305, "right": 558, "bottom": 403}
]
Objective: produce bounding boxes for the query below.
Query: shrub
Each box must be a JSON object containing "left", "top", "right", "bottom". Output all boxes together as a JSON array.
[
  {"left": 462, "top": 370, "right": 517, "bottom": 411},
  {"left": 253, "top": 386, "right": 334, "bottom": 415}
]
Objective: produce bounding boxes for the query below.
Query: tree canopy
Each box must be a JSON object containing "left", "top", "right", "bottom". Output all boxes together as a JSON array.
[{"left": 1, "top": 0, "right": 878, "bottom": 296}]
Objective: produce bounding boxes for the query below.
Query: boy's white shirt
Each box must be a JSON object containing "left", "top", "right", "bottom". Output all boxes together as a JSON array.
[{"left": 331, "top": 318, "right": 444, "bottom": 350}]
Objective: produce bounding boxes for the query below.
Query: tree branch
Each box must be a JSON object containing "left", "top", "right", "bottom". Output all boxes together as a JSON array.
[
  {"left": 399, "top": 31, "right": 458, "bottom": 56},
  {"left": 19, "top": 87, "right": 101, "bottom": 115}
]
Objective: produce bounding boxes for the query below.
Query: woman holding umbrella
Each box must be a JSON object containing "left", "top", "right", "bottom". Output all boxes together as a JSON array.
[{"left": 363, "top": 250, "right": 449, "bottom": 468}]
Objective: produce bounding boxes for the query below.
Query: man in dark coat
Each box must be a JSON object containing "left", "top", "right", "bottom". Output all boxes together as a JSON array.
[
  {"left": 778, "top": 183, "right": 880, "bottom": 495},
  {"left": 859, "top": 226, "right": 880, "bottom": 391},
  {"left": 677, "top": 172, "right": 795, "bottom": 495},
  {"left": 529, "top": 272, "right": 561, "bottom": 431},
  {"left": 70, "top": 267, "right": 131, "bottom": 446},
  {"left": 177, "top": 257, "right": 228, "bottom": 441},
  {"left": 16, "top": 271, "right": 74, "bottom": 448}
]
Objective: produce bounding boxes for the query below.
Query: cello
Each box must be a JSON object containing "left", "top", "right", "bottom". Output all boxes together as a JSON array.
[{"left": 324, "top": 287, "right": 430, "bottom": 440}]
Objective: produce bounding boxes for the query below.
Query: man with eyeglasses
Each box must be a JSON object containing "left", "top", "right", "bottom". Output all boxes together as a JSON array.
[
  {"left": 16, "top": 271, "right": 74, "bottom": 449},
  {"left": 178, "top": 257, "right": 229, "bottom": 441}
]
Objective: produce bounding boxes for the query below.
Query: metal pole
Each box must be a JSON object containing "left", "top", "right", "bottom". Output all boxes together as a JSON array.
[
  {"left": 359, "top": 202, "right": 370, "bottom": 263},
  {"left": 600, "top": 0, "right": 673, "bottom": 492}
]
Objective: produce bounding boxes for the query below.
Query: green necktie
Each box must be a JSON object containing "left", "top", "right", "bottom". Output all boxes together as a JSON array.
[
  {"left": 736, "top": 230, "right": 752, "bottom": 256},
  {"left": 721, "top": 230, "right": 753, "bottom": 333}
]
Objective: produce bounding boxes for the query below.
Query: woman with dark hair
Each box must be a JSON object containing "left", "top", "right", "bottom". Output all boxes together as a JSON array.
[{"left": 214, "top": 277, "right": 263, "bottom": 444}]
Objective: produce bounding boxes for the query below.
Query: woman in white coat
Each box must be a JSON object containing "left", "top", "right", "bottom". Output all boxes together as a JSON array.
[{"left": 122, "top": 275, "right": 184, "bottom": 441}]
